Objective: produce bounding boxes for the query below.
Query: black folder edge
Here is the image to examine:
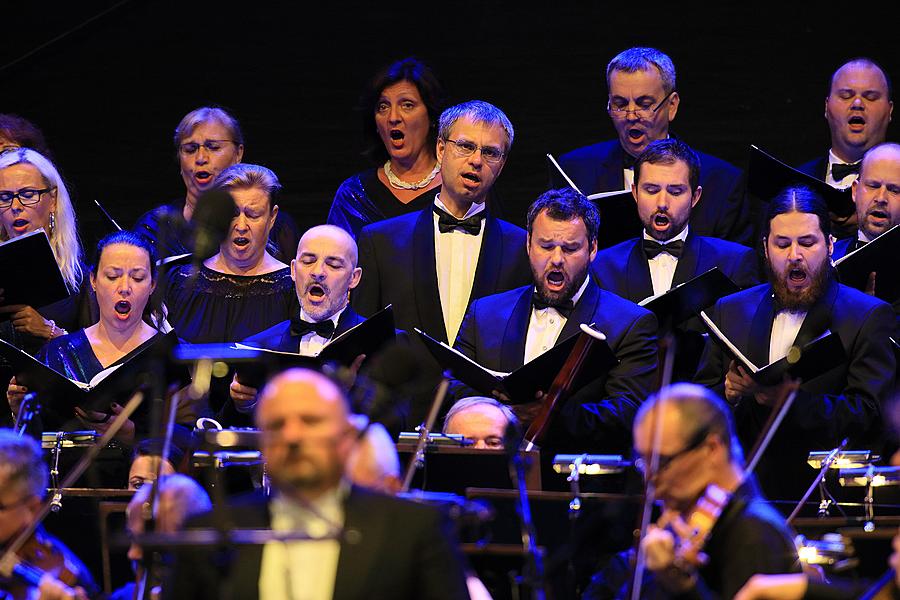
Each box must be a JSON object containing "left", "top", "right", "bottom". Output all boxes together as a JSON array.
[
  {"left": 415, "top": 325, "right": 619, "bottom": 405},
  {"left": 699, "top": 311, "right": 846, "bottom": 386},
  {"left": 833, "top": 224, "right": 900, "bottom": 302},
  {"left": 0, "top": 228, "right": 69, "bottom": 314},
  {"left": 748, "top": 145, "right": 854, "bottom": 217},
  {"left": 638, "top": 267, "right": 739, "bottom": 326},
  {"left": 234, "top": 305, "right": 396, "bottom": 387}
]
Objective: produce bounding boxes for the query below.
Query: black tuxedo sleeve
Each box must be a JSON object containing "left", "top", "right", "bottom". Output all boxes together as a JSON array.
[
  {"left": 352, "top": 228, "right": 382, "bottom": 318},
  {"left": 560, "top": 310, "right": 659, "bottom": 453}
]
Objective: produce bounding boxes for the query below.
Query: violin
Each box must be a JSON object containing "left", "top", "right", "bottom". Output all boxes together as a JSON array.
[
  {"left": 655, "top": 484, "right": 732, "bottom": 574},
  {"left": 0, "top": 529, "right": 89, "bottom": 600}
]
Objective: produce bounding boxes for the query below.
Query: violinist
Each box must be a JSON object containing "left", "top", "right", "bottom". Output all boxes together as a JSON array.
[
  {"left": 631, "top": 383, "right": 798, "bottom": 598},
  {"left": 450, "top": 187, "right": 658, "bottom": 454},
  {"left": 0, "top": 428, "right": 97, "bottom": 599}
]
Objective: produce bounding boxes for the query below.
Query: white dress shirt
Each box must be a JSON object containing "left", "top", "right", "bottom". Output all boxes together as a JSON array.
[
  {"left": 297, "top": 305, "right": 346, "bottom": 357},
  {"left": 825, "top": 149, "right": 860, "bottom": 189},
  {"left": 643, "top": 226, "right": 690, "bottom": 299},
  {"left": 259, "top": 486, "right": 346, "bottom": 600},
  {"left": 433, "top": 195, "right": 486, "bottom": 345},
  {"left": 769, "top": 309, "right": 807, "bottom": 364},
  {"left": 524, "top": 276, "right": 590, "bottom": 364}
]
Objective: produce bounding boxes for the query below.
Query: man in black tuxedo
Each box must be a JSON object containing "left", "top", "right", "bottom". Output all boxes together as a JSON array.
[
  {"left": 453, "top": 188, "right": 658, "bottom": 454},
  {"left": 168, "top": 368, "right": 471, "bottom": 600},
  {"left": 353, "top": 100, "right": 531, "bottom": 424},
  {"left": 831, "top": 143, "right": 900, "bottom": 334},
  {"left": 695, "top": 186, "right": 896, "bottom": 501},
  {"left": 592, "top": 138, "right": 759, "bottom": 304},
  {"left": 228, "top": 225, "right": 368, "bottom": 417},
  {"left": 554, "top": 47, "right": 750, "bottom": 246}
]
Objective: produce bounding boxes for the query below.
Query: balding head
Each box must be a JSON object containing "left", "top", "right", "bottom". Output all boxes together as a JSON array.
[
  {"left": 291, "top": 225, "right": 362, "bottom": 322},
  {"left": 825, "top": 58, "right": 893, "bottom": 162},
  {"left": 256, "top": 369, "right": 356, "bottom": 499},
  {"left": 853, "top": 142, "right": 900, "bottom": 240}
]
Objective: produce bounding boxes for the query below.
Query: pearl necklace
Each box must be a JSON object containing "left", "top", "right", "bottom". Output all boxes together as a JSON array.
[{"left": 383, "top": 160, "right": 441, "bottom": 190}]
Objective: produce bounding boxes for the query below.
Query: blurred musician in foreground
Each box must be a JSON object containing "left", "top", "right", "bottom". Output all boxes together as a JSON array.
[
  {"left": 452, "top": 187, "right": 658, "bottom": 454},
  {"left": 442, "top": 396, "right": 516, "bottom": 450},
  {"left": 168, "top": 368, "right": 471, "bottom": 599},
  {"left": 694, "top": 186, "right": 896, "bottom": 501},
  {"left": 0, "top": 428, "right": 97, "bottom": 599},
  {"left": 585, "top": 384, "right": 797, "bottom": 599}
]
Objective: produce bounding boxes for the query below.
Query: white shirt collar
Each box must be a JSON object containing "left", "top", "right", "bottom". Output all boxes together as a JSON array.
[
  {"left": 299, "top": 304, "right": 346, "bottom": 329},
  {"left": 828, "top": 148, "right": 858, "bottom": 166},
  {"left": 434, "top": 194, "right": 486, "bottom": 219}
]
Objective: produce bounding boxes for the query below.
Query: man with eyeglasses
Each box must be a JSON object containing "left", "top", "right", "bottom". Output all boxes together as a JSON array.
[
  {"left": 353, "top": 100, "right": 531, "bottom": 427},
  {"left": 583, "top": 383, "right": 798, "bottom": 599},
  {"left": 553, "top": 47, "right": 751, "bottom": 246},
  {"left": 0, "top": 428, "right": 98, "bottom": 598}
]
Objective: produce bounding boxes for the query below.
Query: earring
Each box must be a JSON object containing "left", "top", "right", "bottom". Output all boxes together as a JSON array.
[{"left": 49, "top": 212, "right": 56, "bottom": 236}]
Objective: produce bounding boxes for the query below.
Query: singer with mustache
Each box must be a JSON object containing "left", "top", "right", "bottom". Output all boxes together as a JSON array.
[
  {"left": 451, "top": 188, "right": 658, "bottom": 455},
  {"left": 228, "top": 225, "right": 367, "bottom": 416},
  {"left": 694, "top": 186, "right": 896, "bottom": 501}
]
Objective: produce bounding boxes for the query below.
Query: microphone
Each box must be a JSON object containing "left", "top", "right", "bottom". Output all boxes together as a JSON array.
[{"left": 190, "top": 188, "right": 237, "bottom": 272}]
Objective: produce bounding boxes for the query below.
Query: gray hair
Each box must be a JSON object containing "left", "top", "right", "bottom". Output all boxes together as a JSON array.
[
  {"left": 442, "top": 396, "right": 518, "bottom": 434},
  {"left": 0, "top": 428, "right": 48, "bottom": 498},
  {"left": 173, "top": 106, "right": 244, "bottom": 148},
  {"left": 607, "top": 47, "right": 677, "bottom": 95},
  {"left": 438, "top": 100, "right": 515, "bottom": 151},
  {"left": 212, "top": 163, "right": 282, "bottom": 209}
]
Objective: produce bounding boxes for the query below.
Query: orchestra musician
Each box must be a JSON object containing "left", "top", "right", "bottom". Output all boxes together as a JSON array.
[
  {"left": 0, "top": 428, "right": 97, "bottom": 599},
  {"left": 442, "top": 396, "right": 517, "bottom": 450}
]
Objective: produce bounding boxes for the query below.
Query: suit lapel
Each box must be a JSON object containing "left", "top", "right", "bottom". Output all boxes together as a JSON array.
[
  {"left": 335, "top": 306, "right": 365, "bottom": 337},
  {"left": 672, "top": 233, "right": 701, "bottom": 286},
  {"left": 501, "top": 287, "right": 534, "bottom": 370},
  {"left": 559, "top": 278, "right": 601, "bottom": 341},
  {"left": 470, "top": 215, "right": 504, "bottom": 302},
  {"left": 411, "top": 208, "right": 448, "bottom": 342},
  {"left": 747, "top": 287, "right": 776, "bottom": 367},
  {"left": 332, "top": 487, "right": 383, "bottom": 600},
  {"left": 625, "top": 241, "right": 654, "bottom": 301},
  {"left": 595, "top": 143, "right": 626, "bottom": 192}
]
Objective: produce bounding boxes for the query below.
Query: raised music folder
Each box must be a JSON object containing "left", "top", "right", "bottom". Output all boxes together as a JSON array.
[
  {"left": 833, "top": 224, "right": 899, "bottom": 303},
  {"left": 0, "top": 228, "right": 69, "bottom": 314},
  {"left": 638, "top": 267, "right": 740, "bottom": 327},
  {"left": 416, "top": 326, "right": 618, "bottom": 404}
]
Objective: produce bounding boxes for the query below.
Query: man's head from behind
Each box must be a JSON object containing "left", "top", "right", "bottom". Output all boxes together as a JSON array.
[
  {"left": 852, "top": 142, "right": 900, "bottom": 241},
  {"left": 0, "top": 429, "right": 45, "bottom": 545},
  {"left": 762, "top": 186, "right": 834, "bottom": 312},
  {"left": 291, "top": 225, "right": 362, "bottom": 322},
  {"left": 443, "top": 397, "right": 518, "bottom": 450},
  {"left": 633, "top": 139, "right": 702, "bottom": 241},
  {"left": 825, "top": 58, "right": 893, "bottom": 163},
  {"left": 606, "top": 47, "right": 679, "bottom": 158},
  {"left": 256, "top": 368, "right": 357, "bottom": 500},
  {"left": 526, "top": 188, "right": 600, "bottom": 306},
  {"left": 633, "top": 383, "right": 742, "bottom": 513}
]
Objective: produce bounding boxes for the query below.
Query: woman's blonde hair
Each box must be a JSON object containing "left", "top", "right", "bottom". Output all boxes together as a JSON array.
[{"left": 0, "top": 148, "right": 83, "bottom": 291}]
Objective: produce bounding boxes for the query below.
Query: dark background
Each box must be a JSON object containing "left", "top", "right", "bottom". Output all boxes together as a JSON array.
[{"left": 3, "top": 2, "right": 897, "bottom": 252}]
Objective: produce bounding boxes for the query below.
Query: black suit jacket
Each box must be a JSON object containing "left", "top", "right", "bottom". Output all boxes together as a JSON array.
[
  {"left": 797, "top": 155, "right": 828, "bottom": 180},
  {"left": 453, "top": 280, "right": 658, "bottom": 453},
  {"left": 591, "top": 233, "right": 760, "bottom": 305},
  {"left": 555, "top": 139, "right": 751, "bottom": 246},
  {"left": 242, "top": 305, "right": 367, "bottom": 353},
  {"left": 353, "top": 207, "right": 531, "bottom": 424},
  {"left": 694, "top": 280, "right": 897, "bottom": 500},
  {"left": 166, "top": 487, "right": 471, "bottom": 600}
]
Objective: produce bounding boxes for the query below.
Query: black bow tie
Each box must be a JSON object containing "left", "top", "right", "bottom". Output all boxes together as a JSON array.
[
  {"left": 434, "top": 206, "right": 485, "bottom": 235},
  {"left": 290, "top": 315, "right": 335, "bottom": 339},
  {"left": 831, "top": 161, "right": 861, "bottom": 181},
  {"left": 532, "top": 293, "right": 575, "bottom": 318},
  {"left": 643, "top": 238, "right": 684, "bottom": 259}
]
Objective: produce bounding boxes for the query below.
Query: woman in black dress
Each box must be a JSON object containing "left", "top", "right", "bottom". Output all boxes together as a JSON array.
[{"left": 327, "top": 57, "right": 447, "bottom": 238}]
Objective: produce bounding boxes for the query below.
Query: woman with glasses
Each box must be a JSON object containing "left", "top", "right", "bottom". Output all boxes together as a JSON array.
[
  {"left": 0, "top": 149, "right": 93, "bottom": 354},
  {"left": 327, "top": 57, "right": 447, "bottom": 239},
  {"left": 134, "top": 106, "right": 299, "bottom": 263}
]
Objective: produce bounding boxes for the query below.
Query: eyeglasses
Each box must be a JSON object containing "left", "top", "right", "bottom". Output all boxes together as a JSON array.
[
  {"left": 608, "top": 89, "right": 677, "bottom": 119},
  {"left": 634, "top": 425, "right": 709, "bottom": 475},
  {"left": 0, "top": 187, "right": 55, "bottom": 209},
  {"left": 443, "top": 138, "right": 506, "bottom": 163},
  {"left": 178, "top": 139, "right": 237, "bottom": 155}
]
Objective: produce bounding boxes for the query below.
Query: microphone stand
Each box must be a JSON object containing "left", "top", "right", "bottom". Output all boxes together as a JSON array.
[
  {"left": 506, "top": 423, "right": 546, "bottom": 600},
  {"left": 400, "top": 378, "right": 449, "bottom": 493},
  {"left": 787, "top": 438, "right": 849, "bottom": 524}
]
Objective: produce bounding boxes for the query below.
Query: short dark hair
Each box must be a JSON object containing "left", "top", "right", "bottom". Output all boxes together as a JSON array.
[
  {"left": 634, "top": 138, "right": 701, "bottom": 192},
  {"left": 762, "top": 185, "right": 832, "bottom": 242},
  {"left": 92, "top": 230, "right": 158, "bottom": 279},
  {"left": 828, "top": 57, "right": 892, "bottom": 99},
  {"left": 0, "top": 114, "right": 52, "bottom": 158},
  {"left": 361, "top": 57, "right": 447, "bottom": 163},
  {"left": 132, "top": 437, "right": 185, "bottom": 468},
  {"left": 527, "top": 188, "right": 600, "bottom": 248}
]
